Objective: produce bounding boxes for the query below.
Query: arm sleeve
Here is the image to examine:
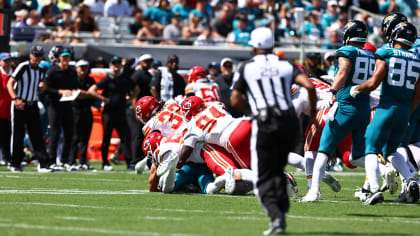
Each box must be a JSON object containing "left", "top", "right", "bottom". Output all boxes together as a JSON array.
[
  {"left": 232, "top": 63, "right": 248, "bottom": 93},
  {"left": 12, "top": 62, "right": 25, "bottom": 80},
  {"left": 374, "top": 48, "right": 388, "bottom": 60}
]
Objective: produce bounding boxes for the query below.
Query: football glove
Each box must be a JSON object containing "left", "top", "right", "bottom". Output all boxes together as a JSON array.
[
  {"left": 317, "top": 90, "right": 335, "bottom": 110},
  {"left": 350, "top": 85, "right": 360, "bottom": 98}
]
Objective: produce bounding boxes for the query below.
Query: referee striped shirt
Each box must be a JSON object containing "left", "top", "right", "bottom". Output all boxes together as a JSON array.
[
  {"left": 232, "top": 54, "right": 301, "bottom": 115},
  {"left": 12, "top": 61, "right": 46, "bottom": 102}
]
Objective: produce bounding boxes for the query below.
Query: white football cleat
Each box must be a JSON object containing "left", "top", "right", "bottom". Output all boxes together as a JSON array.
[
  {"left": 103, "top": 164, "right": 113, "bottom": 171},
  {"left": 300, "top": 191, "right": 320, "bottom": 202},
  {"left": 322, "top": 172, "right": 341, "bottom": 192},
  {"left": 37, "top": 164, "right": 53, "bottom": 173},
  {"left": 363, "top": 191, "right": 384, "bottom": 205},
  {"left": 156, "top": 152, "right": 179, "bottom": 177},
  {"left": 354, "top": 188, "right": 370, "bottom": 202},
  {"left": 135, "top": 158, "right": 148, "bottom": 174},
  {"left": 224, "top": 166, "right": 236, "bottom": 194},
  {"left": 407, "top": 179, "right": 420, "bottom": 203},
  {"left": 380, "top": 163, "right": 398, "bottom": 195}
]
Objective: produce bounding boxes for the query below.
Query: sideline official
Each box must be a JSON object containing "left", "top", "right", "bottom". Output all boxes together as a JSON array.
[
  {"left": 6, "top": 46, "right": 51, "bottom": 172},
  {"left": 230, "top": 27, "right": 317, "bottom": 235}
]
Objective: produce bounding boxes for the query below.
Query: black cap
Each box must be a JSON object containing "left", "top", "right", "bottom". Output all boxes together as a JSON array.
[
  {"left": 111, "top": 56, "right": 122, "bottom": 64},
  {"left": 30, "top": 45, "right": 44, "bottom": 55},
  {"left": 142, "top": 15, "right": 151, "bottom": 21},
  {"left": 307, "top": 52, "right": 321, "bottom": 59},
  {"left": 208, "top": 61, "right": 220, "bottom": 69},
  {"left": 167, "top": 54, "right": 179, "bottom": 64}
]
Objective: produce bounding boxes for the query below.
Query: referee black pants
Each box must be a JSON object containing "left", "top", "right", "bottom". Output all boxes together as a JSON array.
[
  {"left": 251, "top": 114, "right": 299, "bottom": 221},
  {"left": 11, "top": 102, "right": 49, "bottom": 168},
  {"left": 0, "top": 118, "right": 11, "bottom": 164},
  {"left": 101, "top": 112, "right": 132, "bottom": 167},
  {"left": 47, "top": 104, "right": 74, "bottom": 165},
  {"left": 126, "top": 106, "right": 144, "bottom": 165},
  {"left": 69, "top": 108, "right": 93, "bottom": 165}
]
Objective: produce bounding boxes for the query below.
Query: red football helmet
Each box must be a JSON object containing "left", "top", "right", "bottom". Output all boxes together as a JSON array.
[
  {"left": 363, "top": 41, "right": 377, "bottom": 53},
  {"left": 188, "top": 66, "right": 207, "bottom": 83},
  {"left": 181, "top": 96, "right": 206, "bottom": 121},
  {"left": 142, "top": 131, "right": 164, "bottom": 157},
  {"left": 135, "top": 96, "right": 159, "bottom": 124}
]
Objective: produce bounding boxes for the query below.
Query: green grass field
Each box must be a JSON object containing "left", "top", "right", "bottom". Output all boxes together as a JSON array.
[{"left": 0, "top": 162, "right": 419, "bottom": 236}]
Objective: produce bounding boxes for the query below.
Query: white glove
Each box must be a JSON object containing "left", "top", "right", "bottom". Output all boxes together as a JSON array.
[
  {"left": 350, "top": 85, "right": 360, "bottom": 98},
  {"left": 317, "top": 90, "right": 334, "bottom": 110},
  {"left": 323, "top": 102, "right": 338, "bottom": 122}
]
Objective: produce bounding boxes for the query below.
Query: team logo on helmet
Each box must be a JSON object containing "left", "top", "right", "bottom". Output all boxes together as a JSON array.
[
  {"left": 144, "top": 139, "right": 151, "bottom": 153},
  {"left": 345, "top": 22, "right": 355, "bottom": 29},
  {"left": 182, "top": 100, "right": 192, "bottom": 110},
  {"left": 136, "top": 105, "right": 141, "bottom": 114}
]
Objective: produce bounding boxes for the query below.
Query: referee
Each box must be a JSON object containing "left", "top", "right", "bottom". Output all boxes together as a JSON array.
[
  {"left": 230, "top": 27, "right": 317, "bottom": 235},
  {"left": 6, "top": 45, "right": 51, "bottom": 172}
]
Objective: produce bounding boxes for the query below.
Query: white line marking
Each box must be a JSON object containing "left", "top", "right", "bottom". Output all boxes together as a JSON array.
[
  {"left": 56, "top": 216, "right": 96, "bottom": 221},
  {"left": 142, "top": 216, "right": 184, "bottom": 221},
  {"left": 292, "top": 172, "right": 365, "bottom": 177},
  {"left": 0, "top": 189, "right": 148, "bottom": 195},
  {"left": 0, "top": 223, "right": 198, "bottom": 236}
]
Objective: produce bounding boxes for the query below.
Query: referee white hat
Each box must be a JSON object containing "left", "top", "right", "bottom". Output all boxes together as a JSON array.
[{"left": 248, "top": 27, "right": 274, "bottom": 49}]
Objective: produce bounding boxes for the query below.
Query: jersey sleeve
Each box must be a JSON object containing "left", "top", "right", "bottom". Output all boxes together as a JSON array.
[
  {"left": 184, "top": 83, "right": 195, "bottom": 96},
  {"left": 12, "top": 62, "right": 26, "bottom": 81},
  {"left": 374, "top": 47, "right": 390, "bottom": 60},
  {"left": 182, "top": 122, "right": 200, "bottom": 148},
  {"left": 336, "top": 46, "right": 356, "bottom": 61}
]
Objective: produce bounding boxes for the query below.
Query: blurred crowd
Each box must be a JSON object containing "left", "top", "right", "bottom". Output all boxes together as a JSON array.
[{"left": 6, "top": 0, "right": 420, "bottom": 47}]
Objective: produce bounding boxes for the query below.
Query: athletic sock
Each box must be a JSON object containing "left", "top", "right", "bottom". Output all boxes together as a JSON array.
[
  {"left": 309, "top": 152, "right": 328, "bottom": 194},
  {"left": 365, "top": 154, "right": 380, "bottom": 193},
  {"left": 362, "top": 177, "right": 370, "bottom": 191},
  {"left": 305, "top": 151, "right": 315, "bottom": 189},
  {"left": 350, "top": 155, "right": 365, "bottom": 168},
  {"left": 236, "top": 169, "right": 256, "bottom": 182},
  {"left": 288, "top": 152, "right": 305, "bottom": 170},
  {"left": 388, "top": 152, "right": 413, "bottom": 181}
]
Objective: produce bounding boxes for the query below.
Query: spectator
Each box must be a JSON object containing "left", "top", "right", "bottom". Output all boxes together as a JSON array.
[
  {"left": 27, "top": 9, "right": 49, "bottom": 41},
  {"left": 239, "top": 0, "right": 261, "bottom": 24},
  {"left": 322, "top": 30, "right": 341, "bottom": 50},
  {"left": 321, "top": 0, "right": 338, "bottom": 31},
  {"left": 183, "top": 13, "right": 206, "bottom": 40},
  {"left": 330, "top": 14, "right": 348, "bottom": 38},
  {"left": 40, "top": 3, "right": 57, "bottom": 27},
  {"left": 194, "top": 27, "right": 219, "bottom": 46},
  {"left": 0, "top": 53, "right": 13, "bottom": 167},
  {"left": 88, "top": 56, "right": 133, "bottom": 171},
  {"left": 91, "top": 56, "right": 107, "bottom": 68},
  {"left": 44, "top": 48, "right": 79, "bottom": 170},
  {"left": 232, "top": 11, "right": 255, "bottom": 33},
  {"left": 305, "top": 0, "right": 324, "bottom": 13},
  {"left": 84, "top": 0, "right": 105, "bottom": 16},
  {"left": 150, "top": 55, "right": 185, "bottom": 101},
  {"left": 128, "top": 8, "right": 143, "bottom": 35},
  {"left": 300, "top": 11, "right": 323, "bottom": 41},
  {"left": 279, "top": 14, "right": 297, "bottom": 39},
  {"left": 6, "top": 45, "right": 51, "bottom": 172},
  {"left": 75, "top": 4, "right": 99, "bottom": 35},
  {"left": 190, "top": 0, "right": 212, "bottom": 25},
  {"left": 280, "top": 0, "right": 304, "bottom": 19},
  {"left": 144, "top": 0, "right": 172, "bottom": 31},
  {"left": 69, "top": 60, "right": 107, "bottom": 170},
  {"left": 38, "top": 0, "right": 62, "bottom": 18},
  {"left": 104, "top": 0, "right": 132, "bottom": 17},
  {"left": 163, "top": 13, "right": 183, "bottom": 45},
  {"left": 359, "top": 0, "right": 380, "bottom": 13},
  {"left": 10, "top": 52, "right": 22, "bottom": 71},
  {"left": 150, "top": 59, "right": 162, "bottom": 76},
  {"left": 394, "top": 0, "right": 420, "bottom": 17},
  {"left": 11, "top": 0, "right": 29, "bottom": 20},
  {"left": 129, "top": 54, "right": 154, "bottom": 169},
  {"left": 134, "top": 15, "right": 161, "bottom": 45},
  {"left": 379, "top": 0, "right": 399, "bottom": 14},
  {"left": 55, "top": 20, "right": 76, "bottom": 43},
  {"left": 57, "top": 5, "right": 73, "bottom": 30},
  {"left": 57, "top": 0, "right": 72, "bottom": 11},
  {"left": 214, "top": 57, "right": 243, "bottom": 117},
  {"left": 305, "top": 52, "right": 326, "bottom": 78},
  {"left": 211, "top": 4, "right": 233, "bottom": 38},
  {"left": 172, "top": 0, "right": 192, "bottom": 21},
  {"left": 368, "top": 26, "right": 385, "bottom": 48},
  {"left": 226, "top": 14, "right": 251, "bottom": 47},
  {"left": 356, "top": 13, "right": 373, "bottom": 33},
  {"left": 207, "top": 61, "right": 220, "bottom": 80},
  {"left": 323, "top": 52, "right": 337, "bottom": 81},
  {"left": 12, "top": 9, "right": 35, "bottom": 42}
]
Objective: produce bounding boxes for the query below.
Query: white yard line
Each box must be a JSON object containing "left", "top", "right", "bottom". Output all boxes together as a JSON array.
[
  {"left": 0, "top": 223, "right": 198, "bottom": 236},
  {"left": 0, "top": 189, "right": 148, "bottom": 195},
  {"left": 142, "top": 216, "right": 184, "bottom": 221},
  {"left": 56, "top": 216, "right": 96, "bottom": 221}
]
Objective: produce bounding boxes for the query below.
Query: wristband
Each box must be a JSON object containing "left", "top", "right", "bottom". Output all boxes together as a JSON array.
[
  {"left": 12, "top": 97, "right": 19, "bottom": 101},
  {"left": 328, "top": 89, "right": 337, "bottom": 95}
]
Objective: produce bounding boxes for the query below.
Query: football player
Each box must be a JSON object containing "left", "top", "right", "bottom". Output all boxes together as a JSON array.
[
  {"left": 352, "top": 22, "right": 420, "bottom": 204},
  {"left": 185, "top": 66, "right": 222, "bottom": 104}
]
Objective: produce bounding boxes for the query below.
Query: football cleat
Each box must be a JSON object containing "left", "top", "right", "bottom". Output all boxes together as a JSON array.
[
  {"left": 156, "top": 152, "right": 179, "bottom": 177},
  {"left": 135, "top": 158, "right": 148, "bottom": 174},
  {"left": 407, "top": 179, "right": 420, "bottom": 203},
  {"left": 322, "top": 172, "right": 341, "bottom": 192},
  {"left": 10, "top": 166, "right": 23, "bottom": 173},
  {"left": 380, "top": 163, "right": 398, "bottom": 194},
  {"left": 300, "top": 191, "right": 321, "bottom": 202},
  {"left": 78, "top": 164, "right": 94, "bottom": 170},
  {"left": 103, "top": 164, "right": 113, "bottom": 171},
  {"left": 50, "top": 163, "right": 65, "bottom": 171},
  {"left": 37, "top": 164, "right": 53, "bottom": 173},
  {"left": 354, "top": 188, "right": 370, "bottom": 202},
  {"left": 363, "top": 191, "right": 384, "bottom": 205},
  {"left": 110, "top": 153, "right": 122, "bottom": 165},
  {"left": 225, "top": 166, "right": 236, "bottom": 194},
  {"left": 263, "top": 216, "right": 285, "bottom": 235}
]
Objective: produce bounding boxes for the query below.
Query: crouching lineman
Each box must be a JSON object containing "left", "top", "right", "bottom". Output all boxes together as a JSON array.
[{"left": 352, "top": 22, "right": 420, "bottom": 204}]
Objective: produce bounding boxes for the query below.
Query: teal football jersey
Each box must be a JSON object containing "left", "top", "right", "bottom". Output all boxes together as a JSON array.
[
  {"left": 376, "top": 47, "right": 420, "bottom": 105},
  {"left": 409, "top": 37, "right": 420, "bottom": 54},
  {"left": 335, "top": 45, "right": 375, "bottom": 107}
]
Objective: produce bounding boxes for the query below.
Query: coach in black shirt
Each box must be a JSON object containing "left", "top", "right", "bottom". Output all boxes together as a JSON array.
[
  {"left": 7, "top": 45, "right": 50, "bottom": 172},
  {"left": 89, "top": 56, "right": 133, "bottom": 171},
  {"left": 45, "top": 48, "right": 79, "bottom": 170}
]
